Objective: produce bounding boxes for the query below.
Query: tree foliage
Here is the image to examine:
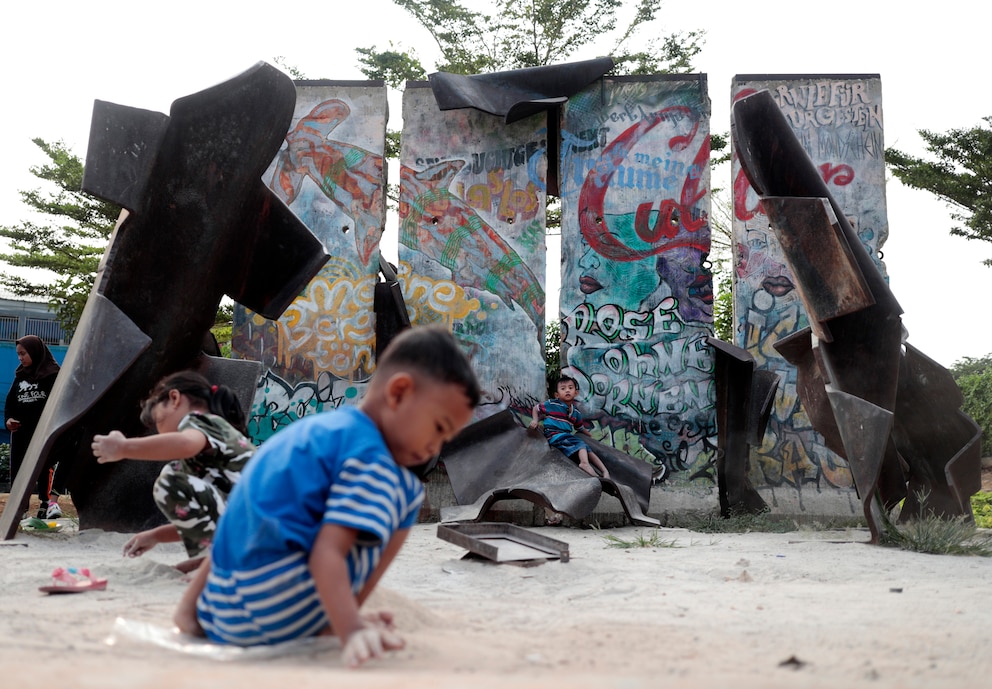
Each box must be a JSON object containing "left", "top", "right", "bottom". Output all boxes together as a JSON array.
[
  {"left": 0, "top": 139, "right": 119, "bottom": 336},
  {"left": 886, "top": 118, "right": 992, "bottom": 264},
  {"left": 544, "top": 317, "right": 561, "bottom": 394},
  {"left": 950, "top": 354, "right": 992, "bottom": 457},
  {"left": 708, "top": 189, "right": 734, "bottom": 342},
  {"left": 357, "top": 0, "right": 704, "bottom": 84},
  {"left": 356, "top": 0, "right": 712, "bottom": 214},
  {"left": 712, "top": 282, "right": 733, "bottom": 342}
]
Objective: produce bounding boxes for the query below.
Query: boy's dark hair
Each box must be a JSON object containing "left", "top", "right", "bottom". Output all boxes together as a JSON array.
[
  {"left": 555, "top": 375, "right": 579, "bottom": 390},
  {"left": 141, "top": 370, "right": 248, "bottom": 434},
  {"left": 377, "top": 326, "right": 481, "bottom": 407}
]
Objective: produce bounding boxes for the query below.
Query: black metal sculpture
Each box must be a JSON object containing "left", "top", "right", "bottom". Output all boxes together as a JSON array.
[
  {"left": 428, "top": 57, "right": 615, "bottom": 124},
  {"left": 0, "top": 62, "right": 329, "bottom": 538},
  {"left": 439, "top": 410, "right": 660, "bottom": 527},
  {"left": 731, "top": 89, "right": 981, "bottom": 541},
  {"left": 707, "top": 337, "right": 779, "bottom": 516},
  {"left": 428, "top": 57, "right": 614, "bottom": 196}
]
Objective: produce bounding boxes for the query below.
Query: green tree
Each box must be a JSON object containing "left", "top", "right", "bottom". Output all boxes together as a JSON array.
[
  {"left": 950, "top": 354, "right": 992, "bottom": 457},
  {"left": 544, "top": 317, "right": 561, "bottom": 394},
  {"left": 0, "top": 138, "right": 119, "bottom": 336},
  {"left": 708, "top": 189, "right": 734, "bottom": 342},
  {"left": 886, "top": 118, "right": 992, "bottom": 264},
  {"left": 358, "top": 0, "right": 704, "bottom": 85},
  {"left": 210, "top": 302, "right": 235, "bottom": 358},
  {"left": 712, "top": 282, "right": 733, "bottom": 342}
]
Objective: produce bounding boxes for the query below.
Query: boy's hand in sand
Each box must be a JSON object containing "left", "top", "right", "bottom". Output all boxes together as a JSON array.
[
  {"left": 343, "top": 625, "right": 405, "bottom": 668},
  {"left": 123, "top": 531, "right": 158, "bottom": 558},
  {"left": 361, "top": 610, "right": 396, "bottom": 630},
  {"left": 92, "top": 431, "right": 127, "bottom": 463}
]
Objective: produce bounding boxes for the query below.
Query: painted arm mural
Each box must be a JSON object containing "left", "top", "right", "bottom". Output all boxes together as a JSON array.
[
  {"left": 271, "top": 98, "right": 385, "bottom": 265},
  {"left": 398, "top": 159, "right": 545, "bottom": 337}
]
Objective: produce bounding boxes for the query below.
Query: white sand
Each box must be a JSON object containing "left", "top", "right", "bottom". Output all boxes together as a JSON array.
[{"left": 1, "top": 520, "right": 990, "bottom": 688}]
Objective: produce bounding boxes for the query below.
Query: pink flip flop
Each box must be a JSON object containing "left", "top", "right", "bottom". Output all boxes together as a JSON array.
[{"left": 39, "top": 567, "right": 108, "bottom": 594}]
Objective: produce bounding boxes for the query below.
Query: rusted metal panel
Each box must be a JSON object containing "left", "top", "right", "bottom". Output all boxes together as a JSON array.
[
  {"left": 733, "top": 89, "right": 981, "bottom": 542},
  {"left": 707, "top": 337, "right": 777, "bottom": 516},
  {"left": 760, "top": 197, "right": 874, "bottom": 340}
]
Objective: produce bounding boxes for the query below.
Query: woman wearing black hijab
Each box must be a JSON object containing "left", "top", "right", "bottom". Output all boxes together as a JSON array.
[{"left": 4, "top": 335, "right": 61, "bottom": 519}]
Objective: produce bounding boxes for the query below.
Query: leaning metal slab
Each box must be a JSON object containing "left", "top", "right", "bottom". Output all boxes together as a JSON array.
[
  {"left": 0, "top": 62, "right": 328, "bottom": 538},
  {"left": 732, "top": 88, "right": 982, "bottom": 539},
  {"left": 437, "top": 523, "right": 570, "bottom": 563},
  {"left": 761, "top": 196, "right": 874, "bottom": 340},
  {"left": 707, "top": 337, "right": 776, "bottom": 516}
]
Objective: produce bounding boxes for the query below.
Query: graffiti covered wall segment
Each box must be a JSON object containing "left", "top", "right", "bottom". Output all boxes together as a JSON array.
[
  {"left": 560, "top": 76, "right": 716, "bottom": 484},
  {"left": 398, "top": 85, "right": 547, "bottom": 415},
  {"left": 731, "top": 75, "right": 888, "bottom": 500},
  {"left": 232, "top": 81, "right": 388, "bottom": 441}
]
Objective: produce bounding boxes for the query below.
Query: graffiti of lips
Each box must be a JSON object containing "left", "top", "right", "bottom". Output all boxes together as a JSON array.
[
  {"left": 761, "top": 274, "right": 795, "bottom": 297},
  {"left": 688, "top": 274, "right": 714, "bottom": 304},
  {"left": 579, "top": 275, "right": 604, "bottom": 294}
]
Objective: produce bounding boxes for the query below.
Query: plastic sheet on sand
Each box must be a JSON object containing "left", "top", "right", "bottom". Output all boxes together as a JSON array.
[{"left": 106, "top": 617, "right": 339, "bottom": 660}]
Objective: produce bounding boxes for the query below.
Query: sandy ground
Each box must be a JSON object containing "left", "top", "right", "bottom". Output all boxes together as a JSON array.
[{"left": 2, "top": 505, "right": 992, "bottom": 689}]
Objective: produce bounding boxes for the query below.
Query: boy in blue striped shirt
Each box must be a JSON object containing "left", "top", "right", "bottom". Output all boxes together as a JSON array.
[
  {"left": 529, "top": 375, "right": 609, "bottom": 479},
  {"left": 174, "top": 327, "right": 479, "bottom": 667}
]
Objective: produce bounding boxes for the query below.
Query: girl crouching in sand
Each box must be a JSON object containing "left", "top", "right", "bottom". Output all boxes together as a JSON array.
[{"left": 91, "top": 371, "right": 255, "bottom": 572}]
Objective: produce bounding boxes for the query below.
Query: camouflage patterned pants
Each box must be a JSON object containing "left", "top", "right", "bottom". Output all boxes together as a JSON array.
[{"left": 152, "top": 462, "right": 227, "bottom": 558}]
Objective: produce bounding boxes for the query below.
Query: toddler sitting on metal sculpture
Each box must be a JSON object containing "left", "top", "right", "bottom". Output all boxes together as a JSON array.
[{"left": 530, "top": 375, "right": 610, "bottom": 480}]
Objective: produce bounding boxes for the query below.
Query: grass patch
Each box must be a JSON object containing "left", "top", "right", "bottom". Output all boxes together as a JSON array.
[
  {"left": 882, "top": 490, "right": 992, "bottom": 556},
  {"left": 670, "top": 510, "right": 798, "bottom": 534},
  {"left": 601, "top": 529, "right": 681, "bottom": 549},
  {"left": 881, "top": 514, "right": 992, "bottom": 556}
]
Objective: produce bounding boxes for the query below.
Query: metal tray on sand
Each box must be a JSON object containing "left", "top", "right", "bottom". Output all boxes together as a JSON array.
[{"left": 437, "top": 522, "right": 569, "bottom": 563}]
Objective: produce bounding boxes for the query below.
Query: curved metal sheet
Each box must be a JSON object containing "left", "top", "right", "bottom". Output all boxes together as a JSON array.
[
  {"left": 439, "top": 409, "right": 656, "bottom": 525},
  {"left": 428, "top": 57, "right": 615, "bottom": 123}
]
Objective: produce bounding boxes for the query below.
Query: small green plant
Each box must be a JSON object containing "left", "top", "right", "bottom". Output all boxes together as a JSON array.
[
  {"left": 882, "top": 490, "right": 992, "bottom": 556},
  {"left": 0, "top": 443, "right": 9, "bottom": 480},
  {"left": 601, "top": 529, "right": 680, "bottom": 549},
  {"left": 971, "top": 491, "right": 992, "bottom": 529},
  {"left": 881, "top": 515, "right": 992, "bottom": 555}
]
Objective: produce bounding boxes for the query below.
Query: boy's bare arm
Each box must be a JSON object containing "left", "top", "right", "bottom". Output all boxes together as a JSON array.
[
  {"left": 311, "top": 524, "right": 405, "bottom": 667},
  {"left": 528, "top": 404, "right": 542, "bottom": 429},
  {"left": 123, "top": 523, "right": 180, "bottom": 557},
  {"left": 174, "top": 553, "right": 210, "bottom": 636},
  {"left": 310, "top": 524, "right": 364, "bottom": 641}
]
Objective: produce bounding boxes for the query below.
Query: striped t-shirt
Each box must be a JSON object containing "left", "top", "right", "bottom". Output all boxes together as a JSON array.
[
  {"left": 537, "top": 399, "right": 583, "bottom": 441},
  {"left": 197, "top": 406, "right": 424, "bottom": 645}
]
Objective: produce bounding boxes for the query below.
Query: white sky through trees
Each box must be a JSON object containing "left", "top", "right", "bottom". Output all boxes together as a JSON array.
[{"left": 1, "top": 0, "right": 987, "bottom": 365}]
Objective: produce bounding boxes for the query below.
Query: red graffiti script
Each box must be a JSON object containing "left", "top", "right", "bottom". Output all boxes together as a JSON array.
[
  {"left": 579, "top": 106, "right": 707, "bottom": 261},
  {"left": 819, "top": 163, "right": 854, "bottom": 185}
]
